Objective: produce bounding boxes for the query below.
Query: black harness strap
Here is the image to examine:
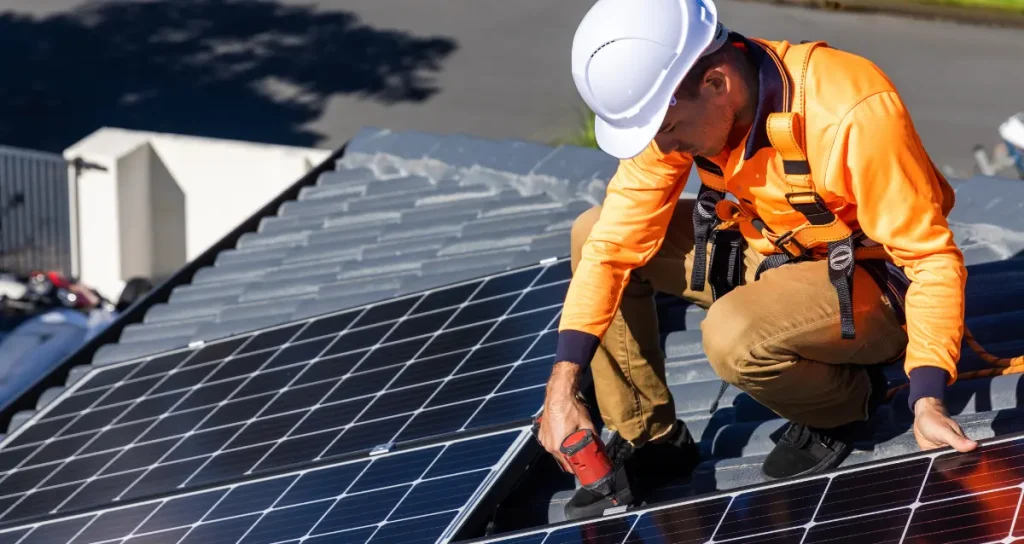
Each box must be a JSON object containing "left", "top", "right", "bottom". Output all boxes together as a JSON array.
[
  {"left": 751, "top": 193, "right": 857, "bottom": 339},
  {"left": 828, "top": 237, "right": 857, "bottom": 339},
  {"left": 708, "top": 228, "right": 745, "bottom": 301},
  {"left": 690, "top": 182, "right": 725, "bottom": 293},
  {"left": 755, "top": 253, "right": 794, "bottom": 281}
]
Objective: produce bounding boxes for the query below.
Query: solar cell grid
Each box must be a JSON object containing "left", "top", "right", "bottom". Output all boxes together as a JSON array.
[
  {"left": 0, "top": 260, "right": 570, "bottom": 527},
  {"left": 471, "top": 432, "right": 1024, "bottom": 544},
  {"left": 0, "top": 428, "right": 528, "bottom": 544}
]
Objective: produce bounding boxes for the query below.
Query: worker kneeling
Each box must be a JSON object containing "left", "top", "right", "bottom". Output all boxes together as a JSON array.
[{"left": 538, "top": 0, "right": 979, "bottom": 521}]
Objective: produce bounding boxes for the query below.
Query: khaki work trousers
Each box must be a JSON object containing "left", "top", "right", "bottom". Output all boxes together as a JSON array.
[{"left": 570, "top": 200, "right": 909, "bottom": 446}]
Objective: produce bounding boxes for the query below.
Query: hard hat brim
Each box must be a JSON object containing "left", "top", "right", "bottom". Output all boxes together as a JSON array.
[{"left": 594, "top": 98, "right": 671, "bottom": 160}]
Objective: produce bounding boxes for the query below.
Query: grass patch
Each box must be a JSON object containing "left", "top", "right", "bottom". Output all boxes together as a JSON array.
[
  {"left": 887, "top": 0, "right": 1024, "bottom": 11},
  {"left": 801, "top": 0, "right": 1024, "bottom": 15},
  {"left": 554, "top": 107, "right": 599, "bottom": 149}
]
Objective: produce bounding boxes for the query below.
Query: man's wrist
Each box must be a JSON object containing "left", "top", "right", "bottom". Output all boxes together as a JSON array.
[
  {"left": 913, "top": 396, "right": 945, "bottom": 417},
  {"left": 546, "top": 361, "right": 582, "bottom": 401}
]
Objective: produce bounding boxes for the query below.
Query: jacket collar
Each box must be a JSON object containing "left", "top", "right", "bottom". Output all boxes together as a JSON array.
[{"left": 735, "top": 34, "right": 789, "bottom": 161}]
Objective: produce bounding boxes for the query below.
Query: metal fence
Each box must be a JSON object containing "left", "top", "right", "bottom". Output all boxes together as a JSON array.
[{"left": 0, "top": 145, "right": 71, "bottom": 276}]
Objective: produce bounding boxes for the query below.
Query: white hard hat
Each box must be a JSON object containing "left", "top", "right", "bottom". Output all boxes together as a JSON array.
[{"left": 571, "top": 0, "right": 729, "bottom": 159}]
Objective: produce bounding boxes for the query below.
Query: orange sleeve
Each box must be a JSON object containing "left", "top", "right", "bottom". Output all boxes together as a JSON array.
[
  {"left": 555, "top": 142, "right": 693, "bottom": 366},
  {"left": 837, "top": 90, "right": 967, "bottom": 387}
]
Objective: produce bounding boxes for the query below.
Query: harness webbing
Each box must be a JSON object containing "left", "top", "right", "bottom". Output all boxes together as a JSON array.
[
  {"left": 691, "top": 41, "right": 1024, "bottom": 415},
  {"left": 691, "top": 183, "right": 725, "bottom": 293},
  {"left": 754, "top": 193, "right": 858, "bottom": 339},
  {"left": 762, "top": 41, "right": 858, "bottom": 340},
  {"left": 687, "top": 40, "right": 860, "bottom": 338}
]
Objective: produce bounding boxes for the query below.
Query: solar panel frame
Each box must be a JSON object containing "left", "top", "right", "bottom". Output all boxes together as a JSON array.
[
  {"left": 0, "top": 259, "right": 571, "bottom": 530},
  {"left": 467, "top": 431, "right": 1024, "bottom": 544},
  {"left": 0, "top": 427, "right": 536, "bottom": 544}
]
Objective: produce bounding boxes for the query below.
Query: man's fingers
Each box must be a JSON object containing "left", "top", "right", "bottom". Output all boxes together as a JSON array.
[
  {"left": 543, "top": 437, "right": 571, "bottom": 472},
  {"left": 538, "top": 423, "right": 570, "bottom": 472},
  {"left": 915, "top": 432, "right": 940, "bottom": 451},
  {"left": 927, "top": 418, "right": 977, "bottom": 453},
  {"left": 556, "top": 454, "right": 573, "bottom": 473},
  {"left": 538, "top": 400, "right": 595, "bottom": 473},
  {"left": 943, "top": 420, "right": 978, "bottom": 452}
]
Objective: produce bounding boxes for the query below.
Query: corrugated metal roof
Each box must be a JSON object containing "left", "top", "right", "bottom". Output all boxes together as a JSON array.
[
  {"left": 91, "top": 128, "right": 619, "bottom": 366},
  {"left": 7, "top": 129, "right": 1024, "bottom": 528}
]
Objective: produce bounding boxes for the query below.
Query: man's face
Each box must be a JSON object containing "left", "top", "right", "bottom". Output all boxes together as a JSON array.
[{"left": 652, "top": 71, "right": 735, "bottom": 158}]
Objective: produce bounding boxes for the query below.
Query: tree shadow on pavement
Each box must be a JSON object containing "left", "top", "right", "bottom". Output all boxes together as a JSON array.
[{"left": 0, "top": 0, "right": 458, "bottom": 152}]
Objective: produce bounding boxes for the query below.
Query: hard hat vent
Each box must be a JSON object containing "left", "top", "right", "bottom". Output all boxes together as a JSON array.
[{"left": 591, "top": 40, "right": 617, "bottom": 59}]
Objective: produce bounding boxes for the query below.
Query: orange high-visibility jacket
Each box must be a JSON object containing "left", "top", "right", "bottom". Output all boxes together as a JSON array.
[{"left": 555, "top": 35, "right": 966, "bottom": 405}]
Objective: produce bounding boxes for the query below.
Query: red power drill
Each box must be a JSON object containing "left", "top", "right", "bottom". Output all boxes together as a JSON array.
[{"left": 532, "top": 415, "right": 633, "bottom": 509}]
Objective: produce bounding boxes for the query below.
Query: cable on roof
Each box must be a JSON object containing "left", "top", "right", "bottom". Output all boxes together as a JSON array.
[{"left": 885, "top": 326, "right": 1024, "bottom": 402}]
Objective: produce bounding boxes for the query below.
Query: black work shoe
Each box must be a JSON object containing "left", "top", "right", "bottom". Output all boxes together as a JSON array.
[
  {"left": 761, "top": 420, "right": 864, "bottom": 480},
  {"left": 761, "top": 366, "right": 889, "bottom": 481},
  {"left": 629, "top": 421, "right": 701, "bottom": 497},
  {"left": 564, "top": 421, "right": 701, "bottom": 521}
]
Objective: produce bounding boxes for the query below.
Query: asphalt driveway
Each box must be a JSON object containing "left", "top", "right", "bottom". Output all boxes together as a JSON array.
[{"left": 1, "top": 0, "right": 1021, "bottom": 175}]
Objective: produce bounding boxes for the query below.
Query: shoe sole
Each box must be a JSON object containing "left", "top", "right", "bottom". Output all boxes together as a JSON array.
[{"left": 564, "top": 492, "right": 637, "bottom": 521}]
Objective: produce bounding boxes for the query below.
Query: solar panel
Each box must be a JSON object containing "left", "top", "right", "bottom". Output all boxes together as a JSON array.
[
  {"left": 0, "top": 259, "right": 570, "bottom": 527},
  {"left": 470, "top": 431, "right": 1024, "bottom": 544},
  {"left": 0, "top": 427, "right": 531, "bottom": 544}
]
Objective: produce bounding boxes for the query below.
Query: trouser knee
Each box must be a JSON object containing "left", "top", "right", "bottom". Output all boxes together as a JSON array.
[
  {"left": 701, "top": 296, "right": 756, "bottom": 387},
  {"left": 701, "top": 294, "right": 873, "bottom": 428}
]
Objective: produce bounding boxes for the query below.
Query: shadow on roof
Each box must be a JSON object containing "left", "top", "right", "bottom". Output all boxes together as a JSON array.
[{"left": 0, "top": 0, "right": 459, "bottom": 152}]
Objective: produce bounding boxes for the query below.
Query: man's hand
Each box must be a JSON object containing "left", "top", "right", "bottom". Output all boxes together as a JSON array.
[
  {"left": 538, "top": 362, "right": 595, "bottom": 472},
  {"left": 913, "top": 397, "right": 977, "bottom": 453}
]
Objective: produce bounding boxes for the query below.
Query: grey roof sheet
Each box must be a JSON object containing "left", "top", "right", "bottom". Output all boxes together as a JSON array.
[
  {"left": 8, "top": 129, "right": 1024, "bottom": 527},
  {"left": 89, "top": 128, "right": 614, "bottom": 367}
]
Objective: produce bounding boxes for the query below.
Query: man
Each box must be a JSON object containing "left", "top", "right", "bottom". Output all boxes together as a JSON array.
[{"left": 537, "top": 0, "right": 979, "bottom": 520}]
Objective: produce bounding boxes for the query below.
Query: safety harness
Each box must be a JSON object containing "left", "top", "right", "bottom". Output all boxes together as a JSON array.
[
  {"left": 694, "top": 40, "right": 1024, "bottom": 413},
  {"left": 691, "top": 40, "right": 889, "bottom": 340}
]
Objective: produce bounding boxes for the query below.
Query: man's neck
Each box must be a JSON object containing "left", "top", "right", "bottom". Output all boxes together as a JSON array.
[{"left": 725, "top": 51, "right": 761, "bottom": 151}]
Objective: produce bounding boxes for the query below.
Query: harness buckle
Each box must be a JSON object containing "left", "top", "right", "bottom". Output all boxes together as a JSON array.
[{"left": 773, "top": 230, "right": 807, "bottom": 258}]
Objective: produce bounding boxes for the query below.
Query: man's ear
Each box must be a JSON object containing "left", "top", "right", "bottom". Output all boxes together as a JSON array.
[{"left": 704, "top": 66, "right": 728, "bottom": 95}]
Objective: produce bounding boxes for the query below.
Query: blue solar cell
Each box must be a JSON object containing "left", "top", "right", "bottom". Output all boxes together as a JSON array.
[
  {"left": 136, "top": 489, "right": 226, "bottom": 534},
  {"left": 369, "top": 510, "right": 461, "bottom": 543},
  {"left": 412, "top": 281, "right": 483, "bottom": 315},
  {"left": 15, "top": 517, "right": 90, "bottom": 544},
  {"left": 473, "top": 269, "right": 539, "bottom": 301},
  {"left": 71, "top": 502, "right": 160, "bottom": 543},
  {"left": 469, "top": 432, "right": 1024, "bottom": 544},
  {"left": 207, "top": 477, "right": 296, "bottom": 521},
  {"left": 240, "top": 322, "right": 306, "bottom": 353},
  {"left": 126, "top": 527, "right": 191, "bottom": 543},
  {"left": 0, "top": 429, "right": 529, "bottom": 544},
  {"left": 277, "top": 462, "right": 364, "bottom": 508},
  {"left": 0, "top": 259, "right": 572, "bottom": 539}
]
